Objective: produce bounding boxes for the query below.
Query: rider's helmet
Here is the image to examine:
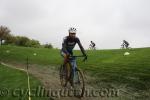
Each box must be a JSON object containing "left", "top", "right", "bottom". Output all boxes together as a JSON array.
[{"left": 68, "top": 27, "right": 77, "bottom": 33}]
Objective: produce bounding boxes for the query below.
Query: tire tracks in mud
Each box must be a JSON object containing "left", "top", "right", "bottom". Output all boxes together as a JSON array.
[{"left": 1, "top": 62, "right": 117, "bottom": 100}]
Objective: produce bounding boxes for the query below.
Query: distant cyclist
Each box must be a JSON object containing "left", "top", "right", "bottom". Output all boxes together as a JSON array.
[
  {"left": 121, "top": 40, "right": 129, "bottom": 49},
  {"left": 89, "top": 41, "right": 96, "bottom": 50},
  {"left": 61, "top": 27, "right": 87, "bottom": 68}
]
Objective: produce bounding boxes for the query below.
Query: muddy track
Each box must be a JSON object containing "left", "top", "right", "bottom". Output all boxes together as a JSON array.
[
  {"left": 1, "top": 62, "right": 139, "bottom": 100},
  {"left": 1, "top": 62, "right": 106, "bottom": 100},
  {"left": 1, "top": 61, "right": 147, "bottom": 100}
]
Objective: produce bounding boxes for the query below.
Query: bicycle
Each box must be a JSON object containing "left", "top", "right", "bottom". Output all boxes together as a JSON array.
[
  {"left": 59, "top": 55, "right": 86, "bottom": 97},
  {"left": 88, "top": 44, "right": 96, "bottom": 50},
  {"left": 120, "top": 44, "right": 125, "bottom": 49},
  {"left": 120, "top": 44, "right": 132, "bottom": 49}
]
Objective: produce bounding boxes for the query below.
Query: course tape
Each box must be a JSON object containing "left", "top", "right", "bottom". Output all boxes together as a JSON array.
[{"left": 1, "top": 62, "right": 31, "bottom": 100}]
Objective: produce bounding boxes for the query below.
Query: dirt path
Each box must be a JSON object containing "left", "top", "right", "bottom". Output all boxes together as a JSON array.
[
  {"left": 2, "top": 62, "right": 138, "bottom": 100},
  {"left": 1, "top": 62, "right": 119, "bottom": 100}
]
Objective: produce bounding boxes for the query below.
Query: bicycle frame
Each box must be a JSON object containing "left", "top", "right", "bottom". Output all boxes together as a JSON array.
[
  {"left": 88, "top": 44, "right": 96, "bottom": 50},
  {"left": 68, "top": 56, "right": 83, "bottom": 80}
]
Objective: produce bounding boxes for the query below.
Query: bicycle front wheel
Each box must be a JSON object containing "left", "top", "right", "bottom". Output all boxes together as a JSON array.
[{"left": 59, "top": 63, "right": 71, "bottom": 87}]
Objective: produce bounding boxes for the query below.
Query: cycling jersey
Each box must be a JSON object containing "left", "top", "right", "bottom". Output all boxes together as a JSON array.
[
  {"left": 61, "top": 36, "right": 86, "bottom": 55},
  {"left": 124, "top": 40, "right": 129, "bottom": 45},
  {"left": 91, "top": 42, "right": 95, "bottom": 47}
]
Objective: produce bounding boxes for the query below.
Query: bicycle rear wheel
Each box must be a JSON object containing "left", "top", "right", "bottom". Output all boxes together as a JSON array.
[{"left": 72, "top": 68, "right": 85, "bottom": 97}]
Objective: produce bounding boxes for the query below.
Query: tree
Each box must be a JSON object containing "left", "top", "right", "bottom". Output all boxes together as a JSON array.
[
  {"left": 44, "top": 43, "right": 53, "bottom": 49},
  {"left": 25, "top": 39, "right": 40, "bottom": 48},
  {"left": 4, "top": 34, "right": 16, "bottom": 45},
  {"left": 0, "top": 26, "right": 11, "bottom": 45},
  {"left": 15, "top": 36, "right": 30, "bottom": 46}
]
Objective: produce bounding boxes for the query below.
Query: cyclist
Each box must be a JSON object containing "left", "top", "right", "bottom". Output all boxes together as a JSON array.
[
  {"left": 60, "top": 27, "right": 87, "bottom": 68},
  {"left": 89, "top": 41, "right": 96, "bottom": 50},
  {"left": 122, "top": 40, "right": 129, "bottom": 49}
]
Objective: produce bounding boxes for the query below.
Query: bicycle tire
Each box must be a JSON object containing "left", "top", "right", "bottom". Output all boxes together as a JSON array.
[
  {"left": 59, "top": 63, "right": 71, "bottom": 87},
  {"left": 59, "top": 64, "right": 66, "bottom": 86}
]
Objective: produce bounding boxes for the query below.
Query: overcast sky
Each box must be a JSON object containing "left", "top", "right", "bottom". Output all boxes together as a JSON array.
[{"left": 0, "top": 0, "right": 150, "bottom": 49}]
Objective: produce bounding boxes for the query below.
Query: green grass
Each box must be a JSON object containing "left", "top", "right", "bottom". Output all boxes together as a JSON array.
[
  {"left": 0, "top": 45, "right": 150, "bottom": 99},
  {"left": 0, "top": 45, "right": 61, "bottom": 65},
  {"left": 0, "top": 64, "right": 49, "bottom": 100}
]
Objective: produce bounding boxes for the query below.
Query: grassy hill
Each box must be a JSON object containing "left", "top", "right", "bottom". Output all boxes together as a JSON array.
[{"left": 0, "top": 45, "right": 150, "bottom": 99}]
